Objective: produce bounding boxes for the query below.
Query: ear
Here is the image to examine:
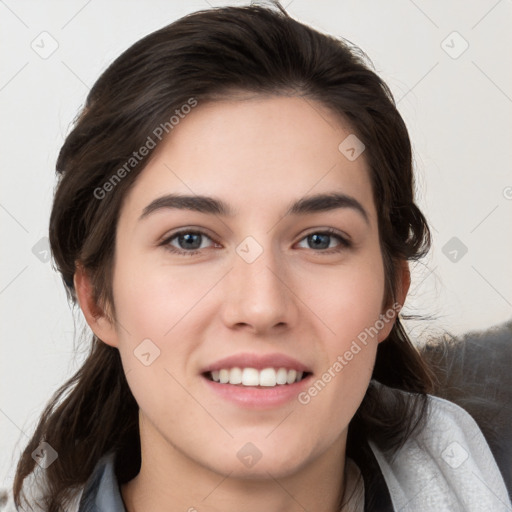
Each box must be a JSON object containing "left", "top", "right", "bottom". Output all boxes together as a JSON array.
[
  {"left": 377, "top": 260, "right": 410, "bottom": 343},
  {"left": 73, "top": 264, "right": 119, "bottom": 348}
]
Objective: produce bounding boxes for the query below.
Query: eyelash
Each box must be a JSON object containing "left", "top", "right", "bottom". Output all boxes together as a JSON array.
[{"left": 159, "top": 228, "right": 352, "bottom": 257}]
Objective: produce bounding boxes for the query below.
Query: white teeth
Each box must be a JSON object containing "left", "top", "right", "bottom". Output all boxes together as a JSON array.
[
  {"left": 219, "top": 369, "right": 229, "bottom": 384},
  {"left": 259, "top": 368, "right": 277, "bottom": 387},
  {"left": 242, "top": 368, "right": 260, "bottom": 386},
  {"left": 208, "top": 367, "right": 306, "bottom": 387},
  {"left": 286, "top": 369, "right": 297, "bottom": 384},
  {"left": 276, "top": 368, "right": 288, "bottom": 385},
  {"left": 229, "top": 367, "right": 242, "bottom": 385}
]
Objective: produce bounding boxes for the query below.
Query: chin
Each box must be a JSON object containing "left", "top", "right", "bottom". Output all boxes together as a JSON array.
[
  {"left": 219, "top": 460, "right": 305, "bottom": 481},
  {"left": 203, "top": 442, "right": 313, "bottom": 480}
]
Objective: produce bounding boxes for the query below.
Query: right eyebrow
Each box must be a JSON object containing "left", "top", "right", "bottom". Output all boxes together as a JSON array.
[{"left": 139, "top": 194, "right": 235, "bottom": 221}]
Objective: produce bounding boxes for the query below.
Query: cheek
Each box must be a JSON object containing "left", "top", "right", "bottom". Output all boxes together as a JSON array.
[
  {"left": 311, "top": 254, "right": 386, "bottom": 335},
  {"left": 110, "top": 254, "right": 218, "bottom": 403},
  {"left": 313, "top": 273, "right": 384, "bottom": 392},
  {"left": 112, "top": 253, "right": 208, "bottom": 341},
  {"left": 111, "top": 264, "right": 201, "bottom": 428},
  {"left": 295, "top": 252, "right": 386, "bottom": 426}
]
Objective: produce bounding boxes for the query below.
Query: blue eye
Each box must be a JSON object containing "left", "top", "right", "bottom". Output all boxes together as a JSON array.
[
  {"left": 297, "top": 229, "right": 351, "bottom": 253},
  {"left": 162, "top": 230, "right": 214, "bottom": 256},
  {"left": 160, "top": 228, "right": 351, "bottom": 256}
]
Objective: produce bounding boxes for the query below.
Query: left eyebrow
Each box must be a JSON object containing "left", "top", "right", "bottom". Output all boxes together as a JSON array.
[
  {"left": 138, "top": 192, "right": 369, "bottom": 225},
  {"left": 285, "top": 192, "right": 369, "bottom": 225}
]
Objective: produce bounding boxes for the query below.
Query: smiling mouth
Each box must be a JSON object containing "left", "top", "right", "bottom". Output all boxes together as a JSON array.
[{"left": 203, "top": 367, "right": 312, "bottom": 387}]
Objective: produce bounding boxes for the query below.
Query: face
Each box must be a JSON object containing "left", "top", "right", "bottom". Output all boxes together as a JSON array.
[{"left": 79, "top": 95, "right": 405, "bottom": 480}]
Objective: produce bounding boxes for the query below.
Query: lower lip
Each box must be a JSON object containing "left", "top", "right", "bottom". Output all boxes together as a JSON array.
[{"left": 202, "top": 374, "right": 312, "bottom": 408}]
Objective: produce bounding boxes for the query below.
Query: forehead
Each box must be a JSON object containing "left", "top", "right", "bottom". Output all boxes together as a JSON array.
[{"left": 120, "top": 95, "right": 376, "bottom": 224}]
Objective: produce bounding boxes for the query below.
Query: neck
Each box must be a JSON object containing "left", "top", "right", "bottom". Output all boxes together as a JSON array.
[{"left": 121, "top": 416, "right": 349, "bottom": 512}]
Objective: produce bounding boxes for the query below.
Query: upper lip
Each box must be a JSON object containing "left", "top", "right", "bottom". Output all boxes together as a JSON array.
[{"left": 202, "top": 353, "right": 312, "bottom": 374}]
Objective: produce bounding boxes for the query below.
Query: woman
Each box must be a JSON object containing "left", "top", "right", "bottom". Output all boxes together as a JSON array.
[{"left": 12, "top": 2, "right": 511, "bottom": 511}]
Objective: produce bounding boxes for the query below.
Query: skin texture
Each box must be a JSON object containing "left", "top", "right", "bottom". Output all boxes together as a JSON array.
[{"left": 75, "top": 95, "right": 410, "bottom": 512}]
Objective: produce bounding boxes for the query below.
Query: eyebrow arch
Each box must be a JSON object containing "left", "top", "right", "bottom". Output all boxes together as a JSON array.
[
  {"left": 139, "top": 192, "right": 369, "bottom": 225},
  {"left": 285, "top": 193, "right": 369, "bottom": 224}
]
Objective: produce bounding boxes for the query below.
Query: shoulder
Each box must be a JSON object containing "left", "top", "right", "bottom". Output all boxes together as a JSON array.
[
  {"left": 369, "top": 389, "right": 512, "bottom": 511},
  {"left": 12, "top": 465, "right": 84, "bottom": 512},
  {"left": 14, "top": 452, "right": 125, "bottom": 512},
  {"left": 76, "top": 451, "right": 126, "bottom": 512},
  {"left": 421, "top": 322, "right": 512, "bottom": 491}
]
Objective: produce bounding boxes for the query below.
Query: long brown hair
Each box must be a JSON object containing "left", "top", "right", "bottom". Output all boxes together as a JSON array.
[{"left": 13, "top": 3, "right": 436, "bottom": 510}]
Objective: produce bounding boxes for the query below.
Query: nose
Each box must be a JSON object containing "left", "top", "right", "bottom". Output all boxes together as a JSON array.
[{"left": 219, "top": 241, "right": 299, "bottom": 334}]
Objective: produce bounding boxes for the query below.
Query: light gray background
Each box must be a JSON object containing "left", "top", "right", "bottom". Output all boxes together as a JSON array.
[{"left": 1, "top": 0, "right": 511, "bottom": 495}]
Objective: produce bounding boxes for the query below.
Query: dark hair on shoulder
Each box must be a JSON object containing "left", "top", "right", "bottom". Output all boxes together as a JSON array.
[{"left": 13, "top": 2, "right": 436, "bottom": 510}]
